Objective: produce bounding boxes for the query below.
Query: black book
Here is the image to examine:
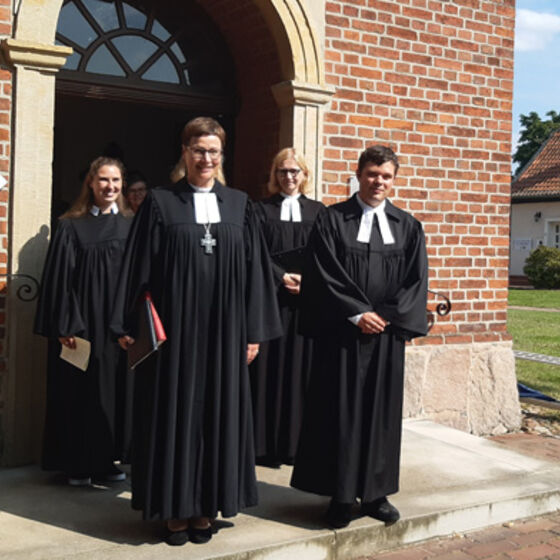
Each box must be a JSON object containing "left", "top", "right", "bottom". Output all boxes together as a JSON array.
[
  {"left": 127, "top": 292, "right": 166, "bottom": 369},
  {"left": 272, "top": 246, "right": 306, "bottom": 274}
]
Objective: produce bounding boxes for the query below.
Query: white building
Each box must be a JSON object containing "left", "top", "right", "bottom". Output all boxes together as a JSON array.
[{"left": 510, "top": 129, "right": 560, "bottom": 282}]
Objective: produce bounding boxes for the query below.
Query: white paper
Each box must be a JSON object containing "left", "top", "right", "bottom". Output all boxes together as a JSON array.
[{"left": 59, "top": 336, "right": 91, "bottom": 372}]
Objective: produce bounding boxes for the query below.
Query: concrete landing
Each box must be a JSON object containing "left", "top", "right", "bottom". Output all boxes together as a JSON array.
[{"left": 1, "top": 419, "right": 559, "bottom": 560}]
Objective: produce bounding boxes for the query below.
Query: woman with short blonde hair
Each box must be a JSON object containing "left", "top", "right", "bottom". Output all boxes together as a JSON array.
[
  {"left": 267, "top": 147, "right": 312, "bottom": 195},
  {"left": 250, "top": 147, "right": 324, "bottom": 468}
]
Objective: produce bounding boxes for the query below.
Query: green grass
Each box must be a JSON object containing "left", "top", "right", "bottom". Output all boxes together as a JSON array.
[
  {"left": 508, "top": 309, "right": 560, "bottom": 356},
  {"left": 515, "top": 361, "right": 560, "bottom": 401},
  {"left": 508, "top": 288, "right": 560, "bottom": 308},
  {"left": 507, "top": 307, "right": 560, "bottom": 402}
]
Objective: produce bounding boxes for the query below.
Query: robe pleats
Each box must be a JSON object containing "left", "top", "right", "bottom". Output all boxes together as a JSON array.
[
  {"left": 111, "top": 180, "right": 282, "bottom": 520},
  {"left": 34, "top": 213, "right": 132, "bottom": 474},
  {"left": 250, "top": 194, "right": 323, "bottom": 464},
  {"left": 290, "top": 195, "right": 428, "bottom": 503}
]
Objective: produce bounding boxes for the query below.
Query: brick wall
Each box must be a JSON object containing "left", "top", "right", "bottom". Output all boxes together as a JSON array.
[
  {"left": 0, "top": 0, "right": 12, "bottom": 456},
  {"left": 322, "top": 0, "right": 514, "bottom": 346}
]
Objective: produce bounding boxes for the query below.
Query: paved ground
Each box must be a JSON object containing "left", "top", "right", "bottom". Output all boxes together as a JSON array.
[
  {"left": 359, "top": 512, "right": 560, "bottom": 560},
  {"left": 357, "top": 432, "right": 560, "bottom": 560},
  {"left": 1, "top": 420, "right": 560, "bottom": 560},
  {"left": 514, "top": 350, "right": 560, "bottom": 367},
  {"left": 490, "top": 432, "right": 560, "bottom": 463},
  {"left": 509, "top": 306, "right": 560, "bottom": 313}
]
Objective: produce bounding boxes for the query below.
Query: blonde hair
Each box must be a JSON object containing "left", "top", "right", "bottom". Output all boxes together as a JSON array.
[
  {"left": 170, "top": 117, "right": 226, "bottom": 184},
  {"left": 267, "top": 147, "right": 312, "bottom": 195},
  {"left": 61, "top": 157, "right": 130, "bottom": 219}
]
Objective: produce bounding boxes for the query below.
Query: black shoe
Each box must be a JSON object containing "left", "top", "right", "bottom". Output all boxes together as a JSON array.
[
  {"left": 255, "top": 456, "right": 282, "bottom": 469},
  {"left": 325, "top": 499, "right": 353, "bottom": 529},
  {"left": 67, "top": 474, "right": 91, "bottom": 486},
  {"left": 188, "top": 524, "right": 213, "bottom": 544},
  {"left": 165, "top": 528, "right": 189, "bottom": 546},
  {"left": 361, "top": 497, "right": 400, "bottom": 524},
  {"left": 93, "top": 464, "right": 126, "bottom": 483}
]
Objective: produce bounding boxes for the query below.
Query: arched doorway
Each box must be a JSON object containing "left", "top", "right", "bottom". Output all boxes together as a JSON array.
[
  {"left": 2, "top": 0, "right": 333, "bottom": 466},
  {"left": 53, "top": 0, "right": 236, "bottom": 215}
]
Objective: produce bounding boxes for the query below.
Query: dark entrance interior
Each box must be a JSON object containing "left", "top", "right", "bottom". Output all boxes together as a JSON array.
[
  {"left": 52, "top": 94, "right": 235, "bottom": 219},
  {"left": 52, "top": 0, "right": 236, "bottom": 220}
]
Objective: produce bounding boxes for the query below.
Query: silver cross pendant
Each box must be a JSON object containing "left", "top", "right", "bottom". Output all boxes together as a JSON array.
[{"left": 200, "top": 230, "right": 217, "bottom": 254}]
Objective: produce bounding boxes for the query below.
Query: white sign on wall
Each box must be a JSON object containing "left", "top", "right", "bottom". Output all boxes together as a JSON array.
[{"left": 512, "top": 238, "right": 532, "bottom": 251}]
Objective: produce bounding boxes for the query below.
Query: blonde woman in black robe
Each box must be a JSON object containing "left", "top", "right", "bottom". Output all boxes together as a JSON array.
[
  {"left": 250, "top": 148, "right": 324, "bottom": 467},
  {"left": 112, "top": 117, "right": 282, "bottom": 546}
]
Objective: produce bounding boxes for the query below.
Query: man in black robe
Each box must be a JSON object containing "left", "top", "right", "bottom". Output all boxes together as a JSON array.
[{"left": 290, "top": 145, "right": 428, "bottom": 528}]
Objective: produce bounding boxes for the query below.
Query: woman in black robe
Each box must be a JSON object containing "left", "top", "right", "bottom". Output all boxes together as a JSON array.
[
  {"left": 112, "top": 117, "right": 282, "bottom": 546},
  {"left": 250, "top": 148, "right": 324, "bottom": 467},
  {"left": 34, "top": 156, "right": 132, "bottom": 486}
]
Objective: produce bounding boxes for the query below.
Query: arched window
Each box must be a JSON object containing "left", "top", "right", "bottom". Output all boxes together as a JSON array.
[{"left": 56, "top": 0, "right": 235, "bottom": 110}]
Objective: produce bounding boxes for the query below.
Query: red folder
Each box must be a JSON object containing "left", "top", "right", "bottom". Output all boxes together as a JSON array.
[{"left": 127, "top": 291, "right": 166, "bottom": 369}]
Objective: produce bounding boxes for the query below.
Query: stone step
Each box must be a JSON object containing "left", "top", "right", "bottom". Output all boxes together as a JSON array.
[{"left": 1, "top": 420, "right": 560, "bottom": 559}]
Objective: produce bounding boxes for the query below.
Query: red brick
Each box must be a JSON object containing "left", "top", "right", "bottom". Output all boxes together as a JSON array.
[{"left": 509, "top": 544, "right": 560, "bottom": 560}]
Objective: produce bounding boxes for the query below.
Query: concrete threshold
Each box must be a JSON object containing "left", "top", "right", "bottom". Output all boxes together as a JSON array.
[{"left": 1, "top": 419, "right": 559, "bottom": 560}]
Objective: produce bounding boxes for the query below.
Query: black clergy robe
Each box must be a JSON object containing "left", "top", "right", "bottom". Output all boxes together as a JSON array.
[
  {"left": 110, "top": 179, "right": 282, "bottom": 521},
  {"left": 34, "top": 213, "right": 132, "bottom": 474},
  {"left": 290, "top": 195, "right": 428, "bottom": 504},
  {"left": 250, "top": 194, "right": 324, "bottom": 464}
]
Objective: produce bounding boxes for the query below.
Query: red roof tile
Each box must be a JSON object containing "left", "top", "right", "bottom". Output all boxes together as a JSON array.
[{"left": 512, "top": 129, "right": 560, "bottom": 199}]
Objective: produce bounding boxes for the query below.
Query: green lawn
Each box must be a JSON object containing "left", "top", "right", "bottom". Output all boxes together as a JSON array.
[
  {"left": 508, "top": 289, "right": 560, "bottom": 308},
  {"left": 507, "top": 306, "right": 560, "bottom": 402}
]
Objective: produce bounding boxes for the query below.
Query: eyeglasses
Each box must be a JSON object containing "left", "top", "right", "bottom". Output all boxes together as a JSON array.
[
  {"left": 276, "top": 168, "right": 301, "bottom": 177},
  {"left": 188, "top": 147, "right": 223, "bottom": 161}
]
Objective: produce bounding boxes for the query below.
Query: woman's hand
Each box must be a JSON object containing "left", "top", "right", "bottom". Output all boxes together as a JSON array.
[
  {"left": 247, "top": 343, "right": 260, "bottom": 364},
  {"left": 283, "top": 273, "right": 301, "bottom": 295},
  {"left": 58, "top": 336, "right": 76, "bottom": 349},
  {"left": 118, "top": 335, "right": 135, "bottom": 351}
]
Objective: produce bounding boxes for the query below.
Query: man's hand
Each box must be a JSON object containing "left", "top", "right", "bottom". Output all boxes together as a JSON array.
[
  {"left": 247, "top": 343, "right": 260, "bottom": 364},
  {"left": 283, "top": 273, "right": 301, "bottom": 295},
  {"left": 118, "top": 335, "right": 135, "bottom": 351},
  {"left": 357, "top": 312, "right": 388, "bottom": 334}
]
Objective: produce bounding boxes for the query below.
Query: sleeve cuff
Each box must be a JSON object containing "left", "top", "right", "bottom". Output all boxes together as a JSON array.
[{"left": 348, "top": 313, "right": 363, "bottom": 325}]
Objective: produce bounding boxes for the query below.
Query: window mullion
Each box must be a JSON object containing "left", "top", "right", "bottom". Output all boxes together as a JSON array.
[
  {"left": 145, "top": 7, "right": 156, "bottom": 35},
  {"left": 75, "top": 0, "right": 105, "bottom": 39},
  {"left": 56, "top": 34, "right": 86, "bottom": 57},
  {"left": 57, "top": 0, "right": 231, "bottom": 92},
  {"left": 163, "top": 32, "right": 187, "bottom": 86},
  {"left": 115, "top": 0, "right": 126, "bottom": 30},
  {"left": 135, "top": 42, "right": 167, "bottom": 77},
  {"left": 104, "top": 35, "right": 134, "bottom": 77}
]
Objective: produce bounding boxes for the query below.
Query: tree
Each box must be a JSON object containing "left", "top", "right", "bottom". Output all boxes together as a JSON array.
[{"left": 513, "top": 110, "right": 560, "bottom": 174}]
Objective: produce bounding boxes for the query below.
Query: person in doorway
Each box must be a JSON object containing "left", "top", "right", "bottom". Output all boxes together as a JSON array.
[
  {"left": 111, "top": 117, "right": 282, "bottom": 546},
  {"left": 124, "top": 171, "right": 149, "bottom": 213},
  {"left": 250, "top": 148, "right": 324, "bottom": 467},
  {"left": 34, "top": 156, "right": 133, "bottom": 486},
  {"left": 290, "top": 145, "right": 428, "bottom": 528}
]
